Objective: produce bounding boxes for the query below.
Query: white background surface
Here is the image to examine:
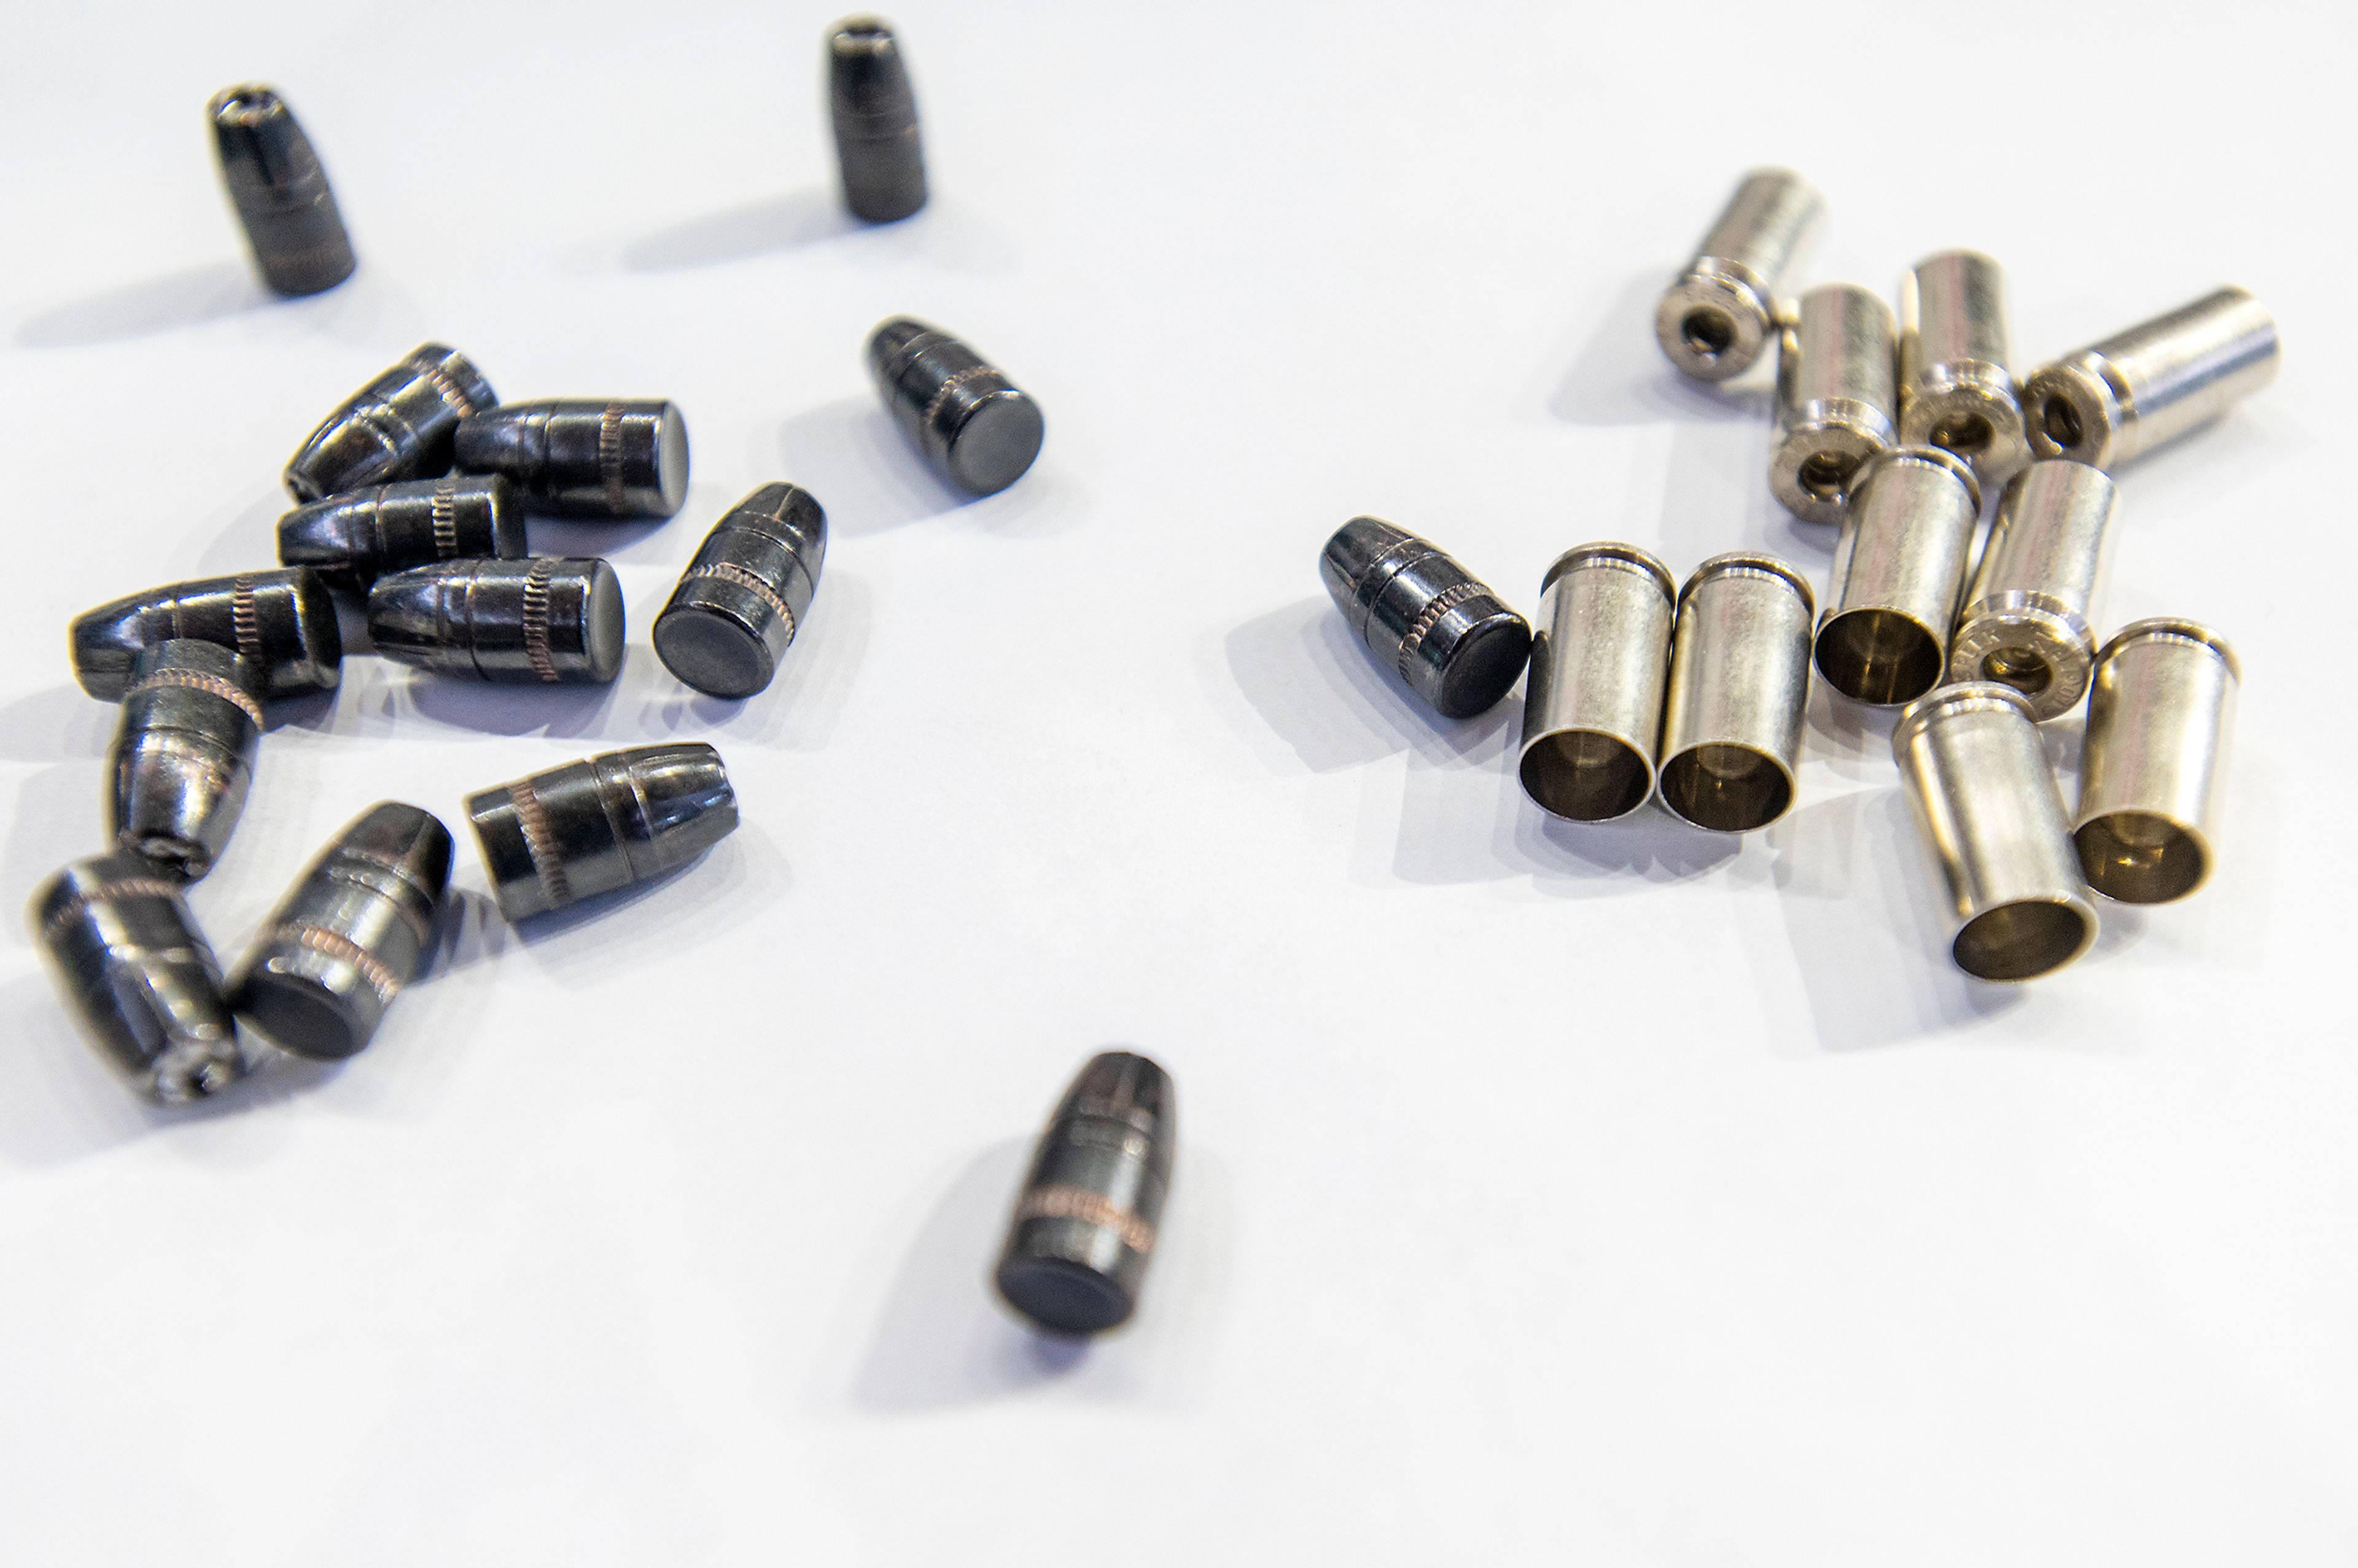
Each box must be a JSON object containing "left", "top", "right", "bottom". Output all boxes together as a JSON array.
[{"left": 0, "top": 2, "right": 2349, "bottom": 1562}]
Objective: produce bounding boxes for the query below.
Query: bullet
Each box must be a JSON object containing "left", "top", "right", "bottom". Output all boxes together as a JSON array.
[
  {"left": 208, "top": 83, "right": 356, "bottom": 297},
  {"left": 466, "top": 743, "right": 739, "bottom": 922},
  {"left": 1901, "top": 250, "right": 2028, "bottom": 487},
  {"left": 2024, "top": 287, "right": 2281, "bottom": 470},
  {"left": 284, "top": 343, "right": 497, "bottom": 503},
  {"left": 107, "top": 640, "right": 263, "bottom": 882},
  {"left": 1659, "top": 553, "right": 1814, "bottom": 833},
  {"left": 1770, "top": 283, "right": 1897, "bottom": 524},
  {"left": 1813, "top": 446, "right": 1980, "bottom": 707},
  {"left": 454, "top": 400, "right": 690, "bottom": 521},
  {"left": 29, "top": 853, "right": 245, "bottom": 1104},
  {"left": 1654, "top": 168, "right": 1823, "bottom": 382},
  {"left": 653, "top": 483, "right": 828, "bottom": 699},
  {"left": 278, "top": 475, "right": 526, "bottom": 591},
  {"left": 1517, "top": 543, "right": 1675, "bottom": 822},
  {"left": 2072, "top": 619, "right": 2239, "bottom": 904},
  {"left": 830, "top": 16, "right": 927, "bottom": 223},
  {"left": 71, "top": 567, "right": 341, "bottom": 701},
  {"left": 368, "top": 557, "right": 624, "bottom": 685},
  {"left": 866, "top": 317, "right": 1045, "bottom": 495},
  {"left": 996, "top": 1051, "right": 1175, "bottom": 1337},
  {"left": 1320, "top": 516, "right": 1531, "bottom": 720},
  {"left": 230, "top": 802, "right": 453, "bottom": 1060},
  {"left": 1948, "top": 460, "right": 2119, "bottom": 720}
]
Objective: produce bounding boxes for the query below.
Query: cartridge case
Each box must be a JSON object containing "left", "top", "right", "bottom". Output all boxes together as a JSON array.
[
  {"left": 653, "top": 483, "right": 828, "bottom": 699},
  {"left": 1813, "top": 446, "right": 1980, "bottom": 707},
  {"left": 1948, "top": 460, "right": 2119, "bottom": 720},
  {"left": 467, "top": 743, "right": 739, "bottom": 922},
  {"left": 2072, "top": 619, "right": 2239, "bottom": 904},
  {"left": 1517, "top": 543, "right": 1675, "bottom": 821},
  {"left": 2024, "top": 287, "right": 2280, "bottom": 469},
  {"left": 996, "top": 1051, "right": 1175, "bottom": 1337},
  {"left": 277, "top": 475, "right": 525, "bottom": 591},
  {"left": 1901, "top": 250, "right": 2028, "bottom": 487},
  {"left": 284, "top": 343, "right": 497, "bottom": 502},
  {"left": 1654, "top": 168, "right": 1823, "bottom": 382},
  {"left": 1770, "top": 284, "right": 1897, "bottom": 524},
  {"left": 1893, "top": 683, "right": 2096, "bottom": 982},
  {"left": 829, "top": 16, "right": 927, "bottom": 222},
  {"left": 1659, "top": 553, "right": 1813, "bottom": 833},
  {"left": 71, "top": 567, "right": 341, "bottom": 701},
  {"left": 1320, "top": 516, "right": 1531, "bottom": 720},
  {"left": 208, "top": 84, "right": 355, "bottom": 297},
  {"left": 29, "top": 853, "right": 244, "bottom": 1104},
  {"left": 866, "top": 317, "right": 1045, "bottom": 495},
  {"left": 108, "top": 640, "right": 263, "bottom": 882},
  {"left": 368, "top": 557, "right": 624, "bottom": 685},
  {"left": 231, "top": 802, "right": 453, "bottom": 1060},
  {"left": 454, "top": 400, "right": 690, "bottom": 521}
]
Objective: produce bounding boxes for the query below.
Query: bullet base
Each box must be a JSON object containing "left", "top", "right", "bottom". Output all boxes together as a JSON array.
[{"left": 995, "top": 1255, "right": 1134, "bottom": 1337}]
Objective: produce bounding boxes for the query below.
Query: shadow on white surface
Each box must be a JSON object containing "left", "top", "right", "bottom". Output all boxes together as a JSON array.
[
  {"left": 1508, "top": 798, "right": 1745, "bottom": 888},
  {"left": 424, "top": 887, "right": 512, "bottom": 979},
  {"left": 12, "top": 262, "right": 268, "bottom": 349},
  {"left": 0, "top": 686, "right": 114, "bottom": 763},
  {"left": 620, "top": 190, "right": 857, "bottom": 271},
  {"left": 628, "top": 570, "right": 873, "bottom": 751},
  {"left": 1541, "top": 266, "right": 1768, "bottom": 428},
  {"left": 402, "top": 667, "right": 628, "bottom": 739},
  {"left": 1804, "top": 683, "right": 1901, "bottom": 788},
  {"left": 498, "top": 822, "right": 786, "bottom": 985},
  {"left": 2, "top": 763, "right": 109, "bottom": 941},
  {"left": 775, "top": 395, "right": 970, "bottom": 535}
]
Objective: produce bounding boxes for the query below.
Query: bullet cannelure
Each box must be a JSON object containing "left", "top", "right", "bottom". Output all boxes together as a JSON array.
[
  {"left": 107, "top": 640, "right": 263, "bottom": 882},
  {"left": 1320, "top": 516, "right": 1531, "bottom": 721},
  {"left": 866, "top": 317, "right": 1044, "bottom": 495},
  {"left": 70, "top": 567, "right": 341, "bottom": 702},
  {"left": 653, "top": 483, "right": 828, "bottom": 699},
  {"left": 278, "top": 475, "right": 525, "bottom": 591},
  {"left": 284, "top": 343, "right": 497, "bottom": 502},
  {"left": 467, "top": 743, "right": 739, "bottom": 922},
  {"left": 454, "top": 400, "right": 689, "bottom": 521},
  {"left": 368, "top": 557, "right": 625, "bottom": 685}
]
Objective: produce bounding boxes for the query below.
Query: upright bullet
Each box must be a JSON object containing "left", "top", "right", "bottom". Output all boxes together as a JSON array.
[
  {"left": 2024, "top": 287, "right": 2281, "bottom": 470},
  {"left": 231, "top": 802, "right": 453, "bottom": 1061},
  {"left": 284, "top": 343, "right": 497, "bottom": 502},
  {"left": 653, "top": 483, "right": 828, "bottom": 699},
  {"left": 278, "top": 475, "right": 526, "bottom": 591},
  {"left": 466, "top": 743, "right": 739, "bottom": 922},
  {"left": 208, "top": 83, "right": 356, "bottom": 297},
  {"left": 829, "top": 16, "right": 927, "bottom": 223},
  {"left": 1320, "top": 516, "right": 1531, "bottom": 720},
  {"left": 29, "top": 853, "right": 245, "bottom": 1104},
  {"left": 108, "top": 640, "right": 263, "bottom": 882},
  {"left": 996, "top": 1051, "right": 1176, "bottom": 1337},
  {"left": 1947, "top": 460, "right": 2119, "bottom": 720},
  {"left": 368, "top": 558, "right": 624, "bottom": 685},
  {"left": 1901, "top": 250, "right": 2028, "bottom": 486},
  {"left": 71, "top": 567, "right": 341, "bottom": 701},
  {"left": 866, "top": 317, "right": 1045, "bottom": 495},
  {"left": 454, "top": 400, "right": 690, "bottom": 521},
  {"left": 1655, "top": 168, "right": 1823, "bottom": 382},
  {"left": 1770, "top": 283, "right": 1897, "bottom": 524}
]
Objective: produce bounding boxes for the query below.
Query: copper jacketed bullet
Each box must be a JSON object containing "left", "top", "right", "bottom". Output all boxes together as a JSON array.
[
  {"left": 1655, "top": 168, "right": 1823, "bottom": 382},
  {"left": 1320, "top": 516, "right": 1531, "bottom": 720},
  {"left": 653, "top": 483, "right": 828, "bottom": 699},
  {"left": 866, "top": 317, "right": 1045, "bottom": 495},
  {"left": 2024, "top": 287, "right": 2281, "bottom": 470},
  {"left": 454, "top": 400, "right": 690, "bottom": 521},
  {"left": 368, "top": 558, "right": 625, "bottom": 685},
  {"left": 467, "top": 743, "right": 739, "bottom": 922},
  {"left": 278, "top": 475, "right": 525, "bottom": 591},
  {"left": 830, "top": 16, "right": 927, "bottom": 222},
  {"left": 284, "top": 343, "right": 497, "bottom": 502},
  {"left": 2072, "top": 620, "right": 2239, "bottom": 904},
  {"left": 209, "top": 83, "right": 356, "bottom": 297},
  {"left": 107, "top": 640, "right": 263, "bottom": 882},
  {"left": 71, "top": 567, "right": 341, "bottom": 701}
]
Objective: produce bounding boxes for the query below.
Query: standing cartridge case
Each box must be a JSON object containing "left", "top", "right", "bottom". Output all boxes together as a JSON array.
[
  {"left": 108, "top": 640, "right": 263, "bottom": 882},
  {"left": 278, "top": 475, "right": 524, "bottom": 591},
  {"left": 653, "top": 483, "right": 828, "bottom": 699},
  {"left": 2072, "top": 620, "right": 2239, "bottom": 904},
  {"left": 1771, "top": 284, "right": 1898, "bottom": 524},
  {"left": 1893, "top": 683, "right": 2096, "bottom": 982},
  {"left": 1320, "top": 516, "right": 1531, "bottom": 720},
  {"left": 1654, "top": 168, "right": 1823, "bottom": 382},
  {"left": 1948, "top": 460, "right": 2119, "bottom": 720},
  {"left": 209, "top": 84, "right": 355, "bottom": 297},
  {"left": 829, "top": 16, "right": 927, "bottom": 222},
  {"left": 466, "top": 743, "right": 739, "bottom": 922},
  {"left": 231, "top": 802, "right": 453, "bottom": 1060},
  {"left": 71, "top": 567, "right": 341, "bottom": 701},
  {"left": 29, "top": 853, "right": 244, "bottom": 1103},
  {"left": 2025, "top": 287, "right": 2280, "bottom": 469},
  {"left": 454, "top": 400, "right": 690, "bottom": 521},
  {"left": 1814, "top": 446, "right": 1980, "bottom": 707},
  {"left": 368, "top": 558, "right": 624, "bottom": 685},
  {"left": 1901, "top": 250, "right": 2028, "bottom": 487},
  {"left": 1517, "top": 543, "right": 1675, "bottom": 822},
  {"left": 996, "top": 1051, "right": 1175, "bottom": 1337},
  {"left": 284, "top": 343, "right": 497, "bottom": 502},
  {"left": 866, "top": 317, "right": 1045, "bottom": 495},
  {"left": 1659, "top": 553, "right": 1814, "bottom": 833}
]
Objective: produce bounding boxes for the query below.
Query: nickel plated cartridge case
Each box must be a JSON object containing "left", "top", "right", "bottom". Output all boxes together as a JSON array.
[
  {"left": 284, "top": 343, "right": 497, "bottom": 502},
  {"left": 208, "top": 84, "right": 355, "bottom": 297},
  {"left": 1948, "top": 460, "right": 2119, "bottom": 720},
  {"left": 1901, "top": 250, "right": 2028, "bottom": 486},
  {"left": 368, "top": 557, "right": 624, "bottom": 685},
  {"left": 653, "top": 483, "right": 828, "bottom": 699},
  {"left": 1517, "top": 542, "right": 1675, "bottom": 822},
  {"left": 1770, "top": 283, "right": 1897, "bottom": 524},
  {"left": 29, "top": 853, "right": 244, "bottom": 1103},
  {"left": 829, "top": 16, "right": 927, "bottom": 222},
  {"left": 866, "top": 317, "right": 1045, "bottom": 495},
  {"left": 230, "top": 802, "right": 452, "bottom": 1060},
  {"left": 1320, "top": 516, "right": 1531, "bottom": 720},
  {"left": 995, "top": 1050, "right": 1175, "bottom": 1337},
  {"left": 2024, "top": 287, "right": 2280, "bottom": 469},
  {"left": 1659, "top": 553, "right": 1814, "bottom": 833},
  {"left": 454, "top": 400, "right": 690, "bottom": 521},
  {"left": 108, "top": 640, "right": 263, "bottom": 882},
  {"left": 1654, "top": 168, "right": 1823, "bottom": 382},
  {"left": 1893, "top": 682, "right": 2095, "bottom": 982},
  {"left": 71, "top": 567, "right": 341, "bottom": 701},
  {"left": 278, "top": 475, "right": 525, "bottom": 591},
  {"left": 467, "top": 743, "right": 739, "bottom": 922},
  {"left": 2071, "top": 619, "right": 2239, "bottom": 904},
  {"left": 1813, "top": 446, "right": 1980, "bottom": 707}
]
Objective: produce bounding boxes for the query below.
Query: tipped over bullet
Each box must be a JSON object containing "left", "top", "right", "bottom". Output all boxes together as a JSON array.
[
  {"left": 454, "top": 400, "right": 690, "bottom": 520},
  {"left": 71, "top": 567, "right": 341, "bottom": 701},
  {"left": 284, "top": 343, "right": 497, "bottom": 502},
  {"left": 209, "top": 83, "right": 356, "bottom": 297},
  {"left": 1320, "top": 516, "right": 1531, "bottom": 719},
  {"left": 278, "top": 475, "right": 526, "bottom": 590},
  {"left": 466, "top": 743, "right": 739, "bottom": 922},
  {"left": 866, "top": 317, "right": 1043, "bottom": 495},
  {"left": 829, "top": 17, "right": 927, "bottom": 223},
  {"left": 653, "top": 483, "right": 828, "bottom": 699},
  {"left": 108, "top": 640, "right": 263, "bottom": 882},
  {"left": 368, "top": 557, "right": 624, "bottom": 685}
]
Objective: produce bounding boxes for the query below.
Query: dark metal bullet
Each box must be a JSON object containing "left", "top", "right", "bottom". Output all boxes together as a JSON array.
[
  {"left": 284, "top": 343, "right": 498, "bottom": 503},
  {"left": 866, "top": 317, "right": 1044, "bottom": 495},
  {"left": 29, "top": 853, "right": 245, "bottom": 1104},
  {"left": 829, "top": 17, "right": 927, "bottom": 223},
  {"left": 453, "top": 400, "right": 690, "bottom": 521},
  {"left": 368, "top": 557, "right": 624, "bottom": 685},
  {"left": 278, "top": 475, "right": 526, "bottom": 591},
  {"left": 1320, "top": 516, "right": 1531, "bottom": 720},
  {"left": 995, "top": 1051, "right": 1175, "bottom": 1337},
  {"left": 108, "top": 640, "right": 263, "bottom": 883},
  {"left": 652, "top": 483, "right": 828, "bottom": 699},
  {"left": 230, "top": 802, "right": 452, "bottom": 1061},
  {"left": 466, "top": 743, "right": 739, "bottom": 922},
  {"left": 71, "top": 567, "right": 342, "bottom": 702},
  {"left": 209, "top": 83, "right": 356, "bottom": 297}
]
